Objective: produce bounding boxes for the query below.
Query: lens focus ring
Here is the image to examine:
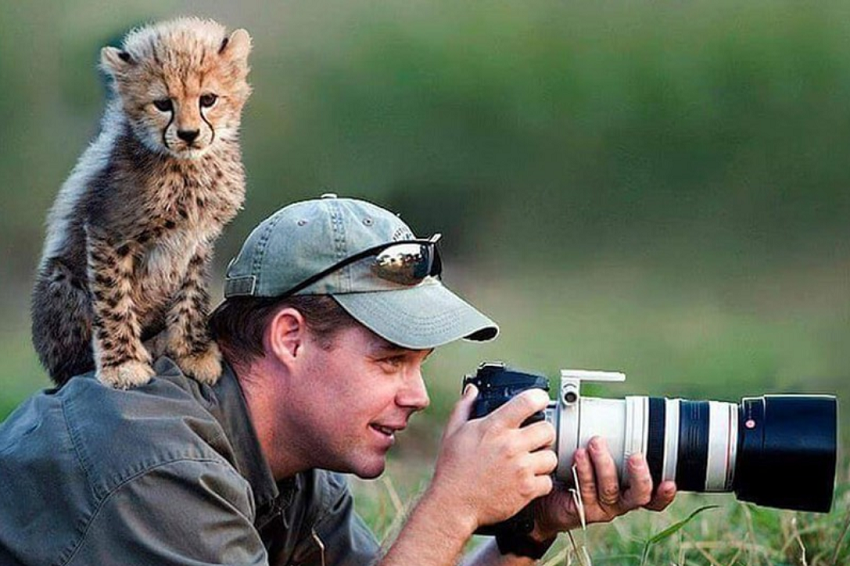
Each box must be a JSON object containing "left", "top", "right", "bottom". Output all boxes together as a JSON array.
[{"left": 676, "top": 400, "right": 710, "bottom": 492}]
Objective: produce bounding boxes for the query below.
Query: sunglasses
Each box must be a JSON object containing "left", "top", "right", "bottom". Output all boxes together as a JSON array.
[{"left": 279, "top": 234, "right": 443, "bottom": 297}]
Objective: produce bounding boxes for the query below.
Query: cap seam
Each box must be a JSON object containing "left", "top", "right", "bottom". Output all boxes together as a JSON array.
[
  {"left": 252, "top": 209, "right": 289, "bottom": 295},
  {"left": 328, "top": 200, "right": 350, "bottom": 292}
]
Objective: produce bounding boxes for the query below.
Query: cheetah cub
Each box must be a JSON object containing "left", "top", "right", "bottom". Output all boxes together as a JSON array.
[{"left": 31, "top": 18, "right": 251, "bottom": 388}]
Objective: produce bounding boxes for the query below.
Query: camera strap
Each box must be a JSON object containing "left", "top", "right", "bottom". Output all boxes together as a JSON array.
[{"left": 569, "top": 463, "right": 588, "bottom": 531}]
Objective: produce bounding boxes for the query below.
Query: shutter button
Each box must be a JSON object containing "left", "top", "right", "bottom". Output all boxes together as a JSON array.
[{"left": 320, "top": 193, "right": 338, "bottom": 199}]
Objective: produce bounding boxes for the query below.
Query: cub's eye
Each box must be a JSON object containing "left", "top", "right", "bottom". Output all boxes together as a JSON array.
[
  {"left": 199, "top": 94, "right": 218, "bottom": 108},
  {"left": 153, "top": 99, "right": 173, "bottom": 112}
]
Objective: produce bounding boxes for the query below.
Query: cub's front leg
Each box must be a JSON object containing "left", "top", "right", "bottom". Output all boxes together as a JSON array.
[
  {"left": 166, "top": 244, "right": 222, "bottom": 384},
  {"left": 86, "top": 226, "right": 155, "bottom": 388}
]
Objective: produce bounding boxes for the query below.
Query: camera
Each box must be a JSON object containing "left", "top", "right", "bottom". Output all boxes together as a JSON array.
[{"left": 464, "top": 362, "right": 838, "bottom": 533}]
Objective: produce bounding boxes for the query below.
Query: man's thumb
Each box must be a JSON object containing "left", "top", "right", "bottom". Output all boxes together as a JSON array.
[{"left": 443, "top": 384, "right": 478, "bottom": 437}]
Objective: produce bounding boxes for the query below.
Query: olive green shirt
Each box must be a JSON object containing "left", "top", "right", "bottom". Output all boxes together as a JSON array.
[{"left": 0, "top": 358, "right": 380, "bottom": 565}]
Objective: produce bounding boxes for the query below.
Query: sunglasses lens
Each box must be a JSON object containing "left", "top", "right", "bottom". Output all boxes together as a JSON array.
[{"left": 372, "top": 242, "right": 438, "bottom": 285}]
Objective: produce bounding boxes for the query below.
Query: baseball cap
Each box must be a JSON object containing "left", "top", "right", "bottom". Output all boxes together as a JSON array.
[{"left": 222, "top": 194, "right": 499, "bottom": 349}]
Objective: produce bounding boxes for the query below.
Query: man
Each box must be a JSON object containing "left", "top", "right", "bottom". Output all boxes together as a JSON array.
[{"left": 0, "top": 195, "right": 676, "bottom": 565}]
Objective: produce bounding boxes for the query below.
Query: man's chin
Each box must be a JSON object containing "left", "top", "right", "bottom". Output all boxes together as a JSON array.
[{"left": 353, "top": 460, "right": 386, "bottom": 480}]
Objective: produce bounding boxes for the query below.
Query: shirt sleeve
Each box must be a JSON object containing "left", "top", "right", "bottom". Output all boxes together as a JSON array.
[
  {"left": 286, "top": 472, "right": 381, "bottom": 566},
  {"left": 67, "top": 458, "right": 269, "bottom": 566}
]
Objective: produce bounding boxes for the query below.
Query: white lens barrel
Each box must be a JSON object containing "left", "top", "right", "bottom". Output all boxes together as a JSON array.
[
  {"left": 662, "top": 399, "right": 680, "bottom": 483},
  {"left": 555, "top": 394, "right": 739, "bottom": 492},
  {"left": 555, "top": 397, "right": 629, "bottom": 482},
  {"left": 623, "top": 397, "right": 649, "bottom": 484},
  {"left": 705, "top": 401, "right": 738, "bottom": 491}
]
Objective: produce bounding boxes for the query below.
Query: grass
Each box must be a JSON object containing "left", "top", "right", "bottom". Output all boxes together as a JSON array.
[{"left": 352, "top": 464, "right": 850, "bottom": 565}]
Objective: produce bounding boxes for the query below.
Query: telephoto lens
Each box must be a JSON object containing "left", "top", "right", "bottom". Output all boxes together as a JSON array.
[{"left": 464, "top": 362, "right": 838, "bottom": 514}]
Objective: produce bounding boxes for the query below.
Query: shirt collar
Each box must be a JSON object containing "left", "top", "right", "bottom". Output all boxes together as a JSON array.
[{"left": 205, "top": 362, "right": 280, "bottom": 513}]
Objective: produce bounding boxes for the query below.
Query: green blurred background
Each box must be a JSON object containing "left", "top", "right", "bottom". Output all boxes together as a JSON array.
[{"left": 1, "top": 0, "right": 848, "bottom": 504}]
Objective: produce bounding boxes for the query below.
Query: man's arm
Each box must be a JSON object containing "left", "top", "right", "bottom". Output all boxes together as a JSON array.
[
  {"left": 461, "top": 439, "right": 678, "bottom": 565},
  {"left": 66, "top": 459, "right": 268, "bottom": 565},
  {"left": 379, "top": 388, "right": 677, "bottom": 566},
  {"left": 378, "top": 386, "right": 556, "bottom": 565}
]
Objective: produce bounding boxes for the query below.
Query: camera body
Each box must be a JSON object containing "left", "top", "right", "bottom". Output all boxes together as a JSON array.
[{"left": 464, "top": 362, "right": 838, "bottom": 535}]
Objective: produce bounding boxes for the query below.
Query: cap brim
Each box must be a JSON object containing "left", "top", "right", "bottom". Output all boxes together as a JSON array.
[{"left": 331, "top": 280, "right": 499, "bottom": 349}]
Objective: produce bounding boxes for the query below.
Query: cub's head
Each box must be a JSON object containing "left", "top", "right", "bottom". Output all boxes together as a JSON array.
[{"left": 101, "top": 18, "right": 252, "bottom": 159}]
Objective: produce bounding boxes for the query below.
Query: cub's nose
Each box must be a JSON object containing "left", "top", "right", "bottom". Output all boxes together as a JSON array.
[{"left": 177, "top": 129, "right": 200, "bottom": 143}]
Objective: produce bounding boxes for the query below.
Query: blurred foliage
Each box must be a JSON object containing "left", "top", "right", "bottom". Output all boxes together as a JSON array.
[{"left": 1, "top": 0, "right": 848, "bottom": 442}]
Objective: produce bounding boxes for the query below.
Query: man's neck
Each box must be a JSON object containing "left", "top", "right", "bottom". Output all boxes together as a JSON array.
[{"left": 234, "top": 358, "right": 309, "bottom": 480}]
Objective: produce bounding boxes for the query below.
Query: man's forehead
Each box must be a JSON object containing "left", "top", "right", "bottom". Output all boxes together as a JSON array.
[{"left": 367, "top": 331, "right": 433, "bottom": 356}]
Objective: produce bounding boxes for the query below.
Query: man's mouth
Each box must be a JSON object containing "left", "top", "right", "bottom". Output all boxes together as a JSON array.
[{"left": 371, "top": 424, "right": 403, "bottom": 437}]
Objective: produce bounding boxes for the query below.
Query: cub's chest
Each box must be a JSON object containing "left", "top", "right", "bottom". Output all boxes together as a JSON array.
[
  {"left": 141, "top": 215, "right": 221, "bottom": 274},
  {"left": 123, "top": 166, "right": 242, "bottom": 296}
]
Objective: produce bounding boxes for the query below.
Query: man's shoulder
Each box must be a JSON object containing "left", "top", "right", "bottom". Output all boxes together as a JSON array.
[
  {"left": 59, "top": 365, "right": 236, "bottom": 497},
  {"left": 0, "top": 360, "right": 246, "bottom": 565}
]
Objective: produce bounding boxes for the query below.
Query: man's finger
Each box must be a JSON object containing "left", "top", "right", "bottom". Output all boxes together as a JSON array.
[
  {"left": 489, "top": 389, "right": 550, "bottom": 429},
  {"left": 620, "top": 453, "right": 653, "bottom": 510},
  {"left": 517, "top": 420, "right": 557, "bottom": 452},
  {"left": 526, "top": 448, "right": 559, "bottom": 476},
  {"left": 443, "top": 384, "right": 478, "bottom": 438},
  {"left": 644, "top": 481, "right": 677, "bottom": 512},
  {"left": 574, "top": 447, "right": 598, "bottom": 507},
  {"left": 588, "top": 437, "right": 621, "bottom": 509},
  {"left": 529, "top": 474, "right": 555, "bottom": 500}
]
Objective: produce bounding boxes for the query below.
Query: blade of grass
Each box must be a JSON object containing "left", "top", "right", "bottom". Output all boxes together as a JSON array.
[
  {"left": 681, "top": 531, "right": 728, "bottom": 566},
  {"left": 540, "top": 546, "right": 567, "bottom": 566},
  {"left": 740, "top": 504, "right": 763, "bottom": 566},
  {"left": 832, "top": 508, "right": 850, "bottom": 566},
  {"left": 566, "top": 529, "right": 593, "bottom": 566},
  {"left": 725, "top": 540, "right": 743, "bottom": 566},
  {"left": 790, "top": 517, "right": 808, "bottom": 566},
  {"left": 380, "top": 475, "right": 407, "bottom": 541},
  {"left": 639, "top": 505, "right": 718, "bottom": 566}
]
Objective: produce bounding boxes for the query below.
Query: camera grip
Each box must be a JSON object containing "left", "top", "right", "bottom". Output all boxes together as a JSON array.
[
  {"left": 463, "top": 363, "right": 550, "bottom": 537},
  {"left": 474, "top": 412, "right": 544, "bottom": 537},
  {"left": 476, "top": 503, "right": 536, "bottom": 536}
]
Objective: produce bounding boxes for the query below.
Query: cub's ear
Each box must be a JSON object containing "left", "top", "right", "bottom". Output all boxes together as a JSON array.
[
  {"left": 100, "top": 46, "right": 133, "bottom": 76},
  {"left": 219, "top": 29, "right": 252, "bottom": 63}
]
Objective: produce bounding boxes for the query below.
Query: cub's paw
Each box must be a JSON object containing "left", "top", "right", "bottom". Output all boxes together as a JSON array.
[
  {"left": 98, "top": 360, "right": 156, "bottom": 389},
  {"left": 176, "top": 342, "right": 223, "bottom": 385}
]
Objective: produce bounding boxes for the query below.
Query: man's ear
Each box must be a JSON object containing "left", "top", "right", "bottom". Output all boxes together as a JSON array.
[{"left": 265, "top": 307, "right": 306, "bottom": 366}]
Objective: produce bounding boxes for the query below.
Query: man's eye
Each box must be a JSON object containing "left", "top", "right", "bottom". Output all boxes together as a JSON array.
[
  {"left": 379, "top": 357, "right": 404, "bottom": 370},
  {"left": 200, "top": 94, "right": 218, "bottom": 108},
  {"left": 153, "top": 98, "right": 173, "bottom": 112}
]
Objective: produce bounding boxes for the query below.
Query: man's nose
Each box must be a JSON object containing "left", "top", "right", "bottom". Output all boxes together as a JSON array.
[{"left": 398, "top": 368, "right": 430, "bottom": 410}]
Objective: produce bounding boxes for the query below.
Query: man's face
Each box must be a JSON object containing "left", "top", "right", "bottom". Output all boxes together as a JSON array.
[{"left": 282, "top": 323, "right": 432, "bottom": 479}]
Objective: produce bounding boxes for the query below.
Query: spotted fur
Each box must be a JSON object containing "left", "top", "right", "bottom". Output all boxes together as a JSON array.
[{"left": 31, "top": 18, "right": 251, "bottom": 388}]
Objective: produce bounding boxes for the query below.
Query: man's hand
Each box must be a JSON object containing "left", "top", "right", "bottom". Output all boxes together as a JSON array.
[
  {"left": 381, "top": 385, "right": 558, "bottom": 566},
  {"left": 426, "top": 384, "right": 559, "bottom": 534},
  {"left": 531, "top": 436, "right": 677, "bottom": 541}
]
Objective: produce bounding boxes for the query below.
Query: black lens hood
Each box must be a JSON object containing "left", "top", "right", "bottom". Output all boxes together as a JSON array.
[{"left": 735, "top": 395, "right": 837, "bottom": 513}]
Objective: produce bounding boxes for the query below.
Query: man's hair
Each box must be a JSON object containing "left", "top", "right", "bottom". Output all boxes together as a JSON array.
[{"left": 209, "top": 295, "right": 358, "bottom": 370}]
